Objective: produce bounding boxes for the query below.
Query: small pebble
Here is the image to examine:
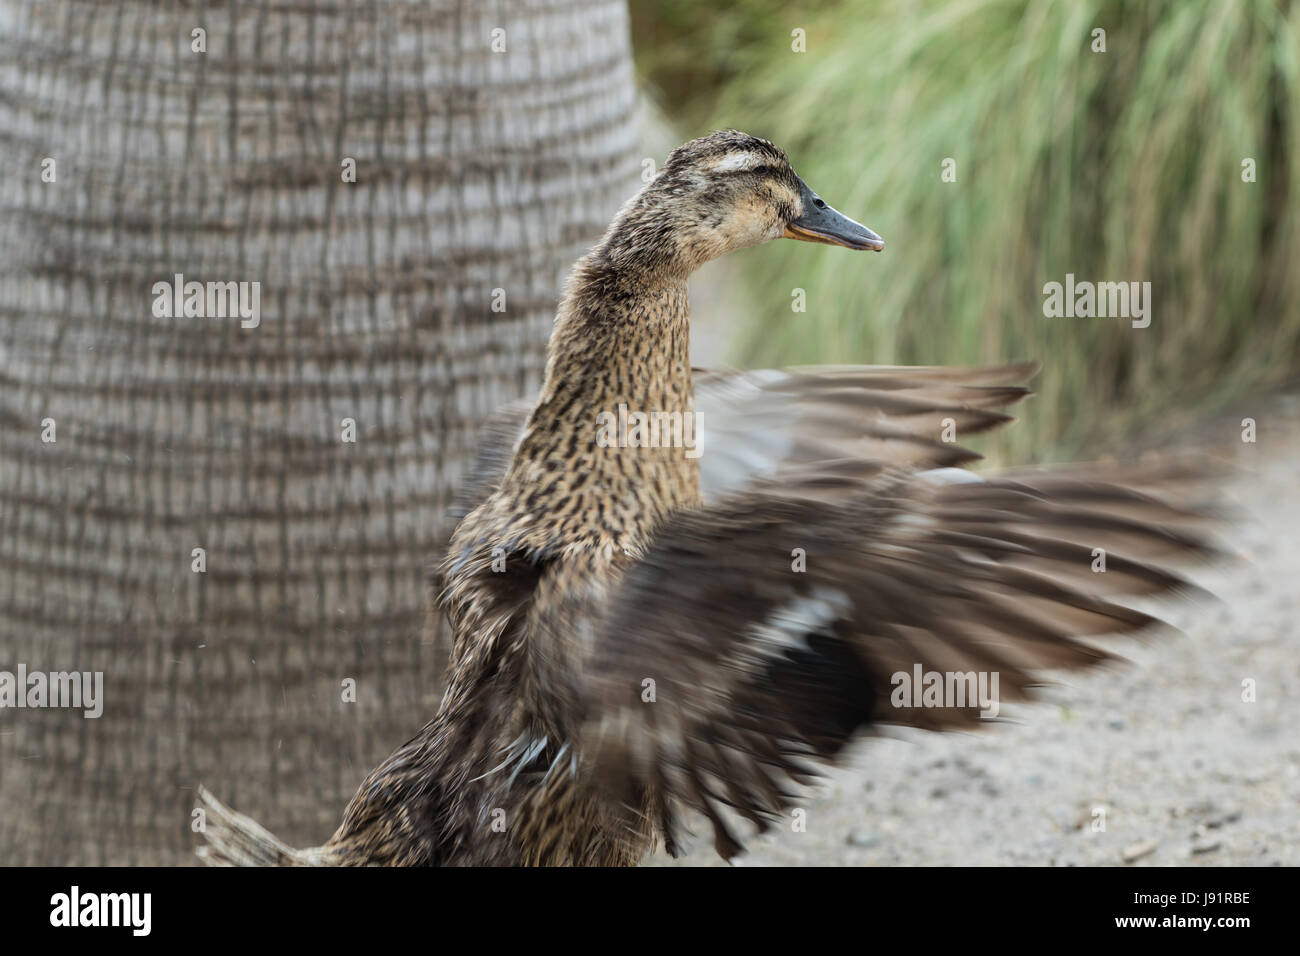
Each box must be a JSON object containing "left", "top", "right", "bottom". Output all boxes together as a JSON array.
[
  {"left": 1206, "top": 808, "right": 1242, "bottom": 829},
  {"left": 1190, "top": 838, "right": 1222, "bottom": 856},
  {"left": 1122, "top": 839, "right": 1158, "bottom": 863},
  {"left": 845, "top": 831, "right": 883, "bottom": 849}
]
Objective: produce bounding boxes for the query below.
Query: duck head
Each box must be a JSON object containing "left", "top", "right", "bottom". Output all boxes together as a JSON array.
[{"left": 599, "top": 130, "right": 883, "bottom": 278}]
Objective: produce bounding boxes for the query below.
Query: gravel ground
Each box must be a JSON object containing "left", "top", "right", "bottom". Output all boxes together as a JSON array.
[{"left": 653, "top": 394, "right": 1300, "bottom": 867}]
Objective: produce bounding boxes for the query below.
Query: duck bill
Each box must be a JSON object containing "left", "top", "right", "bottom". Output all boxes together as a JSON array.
[{"left": 783, "top": 177, "right": 884, "bottom": 251}]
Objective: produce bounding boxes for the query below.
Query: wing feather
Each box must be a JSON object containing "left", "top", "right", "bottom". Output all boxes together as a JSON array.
[{"left": 578, "top": 463, "right": 1222, "bottom": 859}]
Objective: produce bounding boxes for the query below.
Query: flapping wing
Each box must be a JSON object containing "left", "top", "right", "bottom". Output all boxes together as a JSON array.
[
  {"left": 694, "top": 362, "right": 1037, "bottom": 501},
  {"left": 576, "top": 462, "right": 1223, "bottom": 860},
  {"left": 449, "top": 399, "right": 534, "bottom": 522}
]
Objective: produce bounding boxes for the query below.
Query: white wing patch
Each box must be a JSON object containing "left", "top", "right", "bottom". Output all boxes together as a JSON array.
[{"left": 739, "top": 587, "right": 852, "bottom": 664}]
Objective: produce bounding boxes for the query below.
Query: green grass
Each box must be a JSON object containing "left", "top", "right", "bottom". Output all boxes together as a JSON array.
[{"left": 632, "top": 0, "right": 1300, "bottom": 461}]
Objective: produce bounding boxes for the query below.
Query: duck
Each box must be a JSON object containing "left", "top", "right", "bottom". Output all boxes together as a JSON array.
[{"left": 197, "top": 130, "right": 1218, "bottom": 866}]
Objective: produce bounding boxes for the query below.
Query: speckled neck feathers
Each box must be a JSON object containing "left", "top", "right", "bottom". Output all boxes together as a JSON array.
[{"left": 501, "top": 248, "right": 702, "bottom": 557}]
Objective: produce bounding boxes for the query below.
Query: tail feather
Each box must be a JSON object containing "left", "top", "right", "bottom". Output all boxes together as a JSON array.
[{"left": 195, "top": 786, "right": 331, "bottom": 867}]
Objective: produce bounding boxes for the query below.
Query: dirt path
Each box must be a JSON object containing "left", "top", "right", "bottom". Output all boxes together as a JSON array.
[{"left": 654, "top": 396, "right": 1300, "bottom": 867}]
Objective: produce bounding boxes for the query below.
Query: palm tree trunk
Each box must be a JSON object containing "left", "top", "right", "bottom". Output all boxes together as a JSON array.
[{"left": 0, "top": 0, "right": 638, "bottom": 864}]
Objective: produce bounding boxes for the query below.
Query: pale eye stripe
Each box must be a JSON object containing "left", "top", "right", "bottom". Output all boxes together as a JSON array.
[{"left": 712, "top": 152, "right": 761, "bottom": 173}]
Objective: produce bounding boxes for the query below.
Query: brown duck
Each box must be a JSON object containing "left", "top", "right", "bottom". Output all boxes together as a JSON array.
[{"left": 198, "top": 130, "right": 1217, "bottom": 866}]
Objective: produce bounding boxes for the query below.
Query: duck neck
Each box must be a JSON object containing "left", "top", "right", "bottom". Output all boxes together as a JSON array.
[{"left": 503, "top": 255, "right": 702, "bottom": 553}]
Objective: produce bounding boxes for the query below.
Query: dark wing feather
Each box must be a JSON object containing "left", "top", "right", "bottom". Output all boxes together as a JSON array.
[{"left": 576, "top": 464, "right": 1222, "bottom": 860}]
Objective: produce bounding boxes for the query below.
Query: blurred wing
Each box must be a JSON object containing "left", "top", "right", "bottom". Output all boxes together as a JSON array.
[
  {"left": 694, "top": 362, "right": 1037, "bottom": 502},
  {"left": 448, "top": 399, "right": 533, "bottom": 522},
  {"left": 577, "top": 463, "right": 1222, "bottom": 860}
]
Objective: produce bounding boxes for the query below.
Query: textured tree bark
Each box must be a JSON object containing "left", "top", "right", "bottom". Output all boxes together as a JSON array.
[{"left": 0, "top": 0, "right": 638, "bottom": 864}]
